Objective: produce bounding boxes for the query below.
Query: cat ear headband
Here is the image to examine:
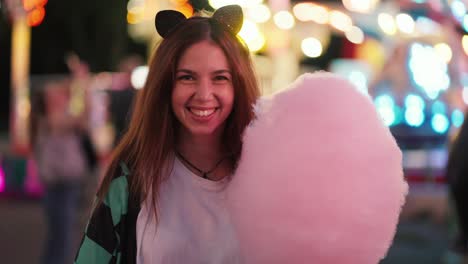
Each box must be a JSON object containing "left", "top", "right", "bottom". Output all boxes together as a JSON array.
[{"left": 155, "top": 4, "right": 243, "bottom": 38}]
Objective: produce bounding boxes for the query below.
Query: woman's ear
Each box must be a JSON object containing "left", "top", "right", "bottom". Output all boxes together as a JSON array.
[{"left": 155, "top": 10, "right": 187, "bottom": 38}]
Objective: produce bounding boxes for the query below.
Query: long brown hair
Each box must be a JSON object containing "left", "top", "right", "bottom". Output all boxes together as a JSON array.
[{"left": 97, "top": 16, "right": 260, "bottom": 218}]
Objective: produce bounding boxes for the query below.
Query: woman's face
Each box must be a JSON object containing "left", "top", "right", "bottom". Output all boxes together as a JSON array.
[{"left": 172, "top": 40, "right": 234, "bottom": 139}]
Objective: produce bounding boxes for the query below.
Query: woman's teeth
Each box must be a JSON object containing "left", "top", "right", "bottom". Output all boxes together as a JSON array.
[{"left": 190, "top": 108, "right": 216, "bottom": 117}]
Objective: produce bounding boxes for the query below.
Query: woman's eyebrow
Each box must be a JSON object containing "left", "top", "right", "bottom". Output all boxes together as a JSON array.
[
  {"left": 176, "top": 69, "right": 196, "bottom": 74},
  {"left": 212, "top": 69, "right": 231, "bottom": 74}
]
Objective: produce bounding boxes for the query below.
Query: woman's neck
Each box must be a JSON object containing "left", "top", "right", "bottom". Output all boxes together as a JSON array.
[{"left": 177, "top": 135, "right": 223, "bottom": 170}]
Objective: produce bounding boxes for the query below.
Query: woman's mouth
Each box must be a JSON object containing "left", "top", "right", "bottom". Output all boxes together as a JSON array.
[{"left": 187, "top": 107, "right": 218, "bottom": 118}]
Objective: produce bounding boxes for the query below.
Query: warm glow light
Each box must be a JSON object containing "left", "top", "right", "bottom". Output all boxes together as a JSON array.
[
  {"left": 342, "top": 0, "right": 379, "bottom": 13},
  {"left": 434, "top": 43, "right": 452, "bottom": 63},
  {"left": 239, "top": 20, "right": 265, "bottom": 52},
  {"left": 27, "top": 7, "right": 45, "bottom": 27},
  {"left": 246, "top": 4, "right": 271, "bottom": 23},
  {"left": 396, "top": 13, "right": 415, "bottom": 34},
  {"left": 274, "top": 10, "right": 295, "bottom": 30},
  {"left": 127, "top": 0, "right": 144, "bottom": 11},
  {"left": 127, "top": 0, "right": 146, "bottom": 24},
  {"left": 23, "top": 0, "right": 48, "bottom": 11},
  {"left": 345, "top": 26, "right": 365, "bottom": 44},
  {"left": 329, "top": 10, "right": 353, "bottom": 32},
  {"left": 378, "top": 13, "right": 397, "bottom": 35},
  {"left": 293, "top": 3, "right": 328, "bottom": 24},
  {"left": 127, "top": 6, "right": 145, "bottom": 24},
  {"left": 463, "top": 86, "right": 468, "bottom": 105},
  {"left": 176, "top": 3, "right": 193, "bottom": 18},
  {"left": 209, "top": 0, "right": 263, "bottom": 9},
  {"left": 301, "top": 37, "right": 323, "bottom": 58},
  {"left": 463, "top": 35, "right": 468, "bottom": 55},
  {"left": 17, "top": 97, "right": 31, "bottom": 118}
]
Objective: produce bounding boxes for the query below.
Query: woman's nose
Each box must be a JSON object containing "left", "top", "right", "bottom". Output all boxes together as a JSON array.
[{"left": 194, "top": 79, "right": 214, "bottom": 100}]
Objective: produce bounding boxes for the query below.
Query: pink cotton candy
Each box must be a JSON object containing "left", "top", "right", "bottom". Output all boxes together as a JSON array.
[{"left": 227, "top": 72, "right": 408, "bottom": 264}]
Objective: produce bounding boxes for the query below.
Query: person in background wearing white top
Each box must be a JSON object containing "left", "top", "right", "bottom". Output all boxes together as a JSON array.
[{"left": 75, "top": 5, "right": 260, "bottom": 263}]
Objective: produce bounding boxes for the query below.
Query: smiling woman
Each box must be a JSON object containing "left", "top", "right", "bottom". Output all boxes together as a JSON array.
[
  {"left": 75, "top": 5, "right": 260, "bottom": 264},
  {"left": 172, "top": 41, "right": 235, "bottom": 139}
]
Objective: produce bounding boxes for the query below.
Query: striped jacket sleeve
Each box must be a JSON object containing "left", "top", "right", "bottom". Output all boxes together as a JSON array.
[{"left": 75, "top": 164, "right": 130, "bottom": 264}]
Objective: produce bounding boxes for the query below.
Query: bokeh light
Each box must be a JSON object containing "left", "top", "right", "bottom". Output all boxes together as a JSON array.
[
  {"left": 405, "top": 107, "right": 425, "bottom": 127},
  {"left": 404, "top": 94, "right": 425, "bottom": 110},
  {"left": 434, "top": 43, "right": 452, "bottom": 63},
  {"left": 27, "top": 6, "right": 46, "bottom": 27},
  {"left": 431, "top": 113, "right": 449, "bottom": 134},
  {"left": 342, "top": 0, "right": 380, "bottom": 13},
  {"left": 329, "top": 10, "right": 353, "bottom": 32},
  {"left": 408, "top": 43, "right": 450, "bottom": 99},
  {"left": 345, "top": 26, "right": 365, "bottom": 44},
  {"left": 246, "top": 4, "right": 271, "bottom": 23},
  {"left": 238, "top": 20, "right": 266, "bottom": 52},
  {"left": 131, "top": 66, "right": 149, "bottom": 89},
  {"left": 301, "top": 37, "right": 323, "bottom": 58},
  {"left": 452, "top": 109, "right": 465, "bottom": 128},
  {"left": 396, "top": 13, "right": 415, "bottom": 34},
  {"left": 209, "top": 0, "right": 263, "bottom": 9},
  {"left": 451, "top": 0, "right": 467, "bottom": 20},
  {"left": 293, "top": 3, "right": 328, "bottom": 24},
  {"left": 274, "top": 10, "right": 295, "bottom": 30},
  {"left": 378, "top": 13, "right": 397, "bottom": 35},
  {"left": 463, "top": 35, "right": 468, "bottom": 56}
]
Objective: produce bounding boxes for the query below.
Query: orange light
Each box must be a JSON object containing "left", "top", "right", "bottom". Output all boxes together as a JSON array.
[
  {"left": 177, "top": 3, "right": 193, "bottom": 18},
  {"left": 28, "top": 7, "right": 45, "bottom": 27},
  {"left": 171, "top": 0, "right": 188, "bottom": 5},
  {"left": 23, "top": 0, "right": 48, "bottom": 11}
]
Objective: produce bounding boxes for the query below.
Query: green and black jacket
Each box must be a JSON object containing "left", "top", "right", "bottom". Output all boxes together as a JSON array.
[{"left": 75, "top": 163, "right": 140, "bottom": 264}]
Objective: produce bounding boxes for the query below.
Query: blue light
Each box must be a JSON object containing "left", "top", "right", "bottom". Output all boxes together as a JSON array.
[
  {"left": 452, "top": 109, "right": 465, "bottom": 128},
  {"left": 374, "top": 94, "right": 395, "bottom": 108},
  {"left": 451, "top": 0, "right": 467, "bottom": 20},
  {"left": 375, "top": 94, "right": 396, "bottom": 126},
  {"left": 405, "top": 107, "right": 425, "bottom": 127},
  {"left": 431, "top": 100, "right": 446, "bottom": 114},
  {"left": 431, "top": 113, "right": 450, "bottom": 134},
  {"left": 404, "top": 94, "right": 425, "bottom": 110}
]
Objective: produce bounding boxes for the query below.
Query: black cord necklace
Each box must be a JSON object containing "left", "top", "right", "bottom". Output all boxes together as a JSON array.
[{"left": 175, "top": 151, "right": 227, "bottom": 179}]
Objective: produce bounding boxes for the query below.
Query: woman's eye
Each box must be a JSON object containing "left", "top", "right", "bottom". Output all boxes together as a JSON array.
[
  {"left": 177, "top": 75, "right": 194, "bottom": 81},
  {"left": 214, "top": 75, "right": 229, "bottom": 81}
]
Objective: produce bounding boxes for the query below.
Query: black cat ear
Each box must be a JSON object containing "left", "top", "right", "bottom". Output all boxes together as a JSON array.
[
  {"left": 155, "top": 10, "right": 187, "bottom": 38},
  {"left": 212, "top": 5, "right": 243, "bottom": 35}
]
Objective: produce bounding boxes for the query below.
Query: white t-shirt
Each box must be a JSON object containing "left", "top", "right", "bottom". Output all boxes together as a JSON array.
[{"left": 136, "top": 157, "right": 242, "bottom": 264}]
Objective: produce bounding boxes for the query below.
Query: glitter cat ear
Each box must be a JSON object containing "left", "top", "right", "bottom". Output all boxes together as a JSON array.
[
  {"left": 212, "top": 5, "right": 243, "bottom": 35},
  {"left": 155, "top": 10, "right": 187, "bottom": 38}
]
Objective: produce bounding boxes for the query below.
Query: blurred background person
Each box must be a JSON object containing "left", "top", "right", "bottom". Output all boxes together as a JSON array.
[{"left": 30, "top": 79, "right": 89, "bottom": 264}]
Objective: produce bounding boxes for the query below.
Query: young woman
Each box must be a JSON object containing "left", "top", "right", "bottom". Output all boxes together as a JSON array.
[{"left": 75, "top": 5, "right": 260, "bottom": 263}]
